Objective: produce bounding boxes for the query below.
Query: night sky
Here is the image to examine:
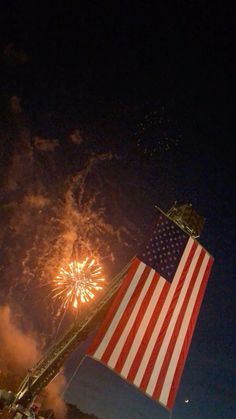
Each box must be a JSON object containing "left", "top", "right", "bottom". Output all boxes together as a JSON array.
[{"left": 0, "top": 2, "right": 235, "bottom": 419}]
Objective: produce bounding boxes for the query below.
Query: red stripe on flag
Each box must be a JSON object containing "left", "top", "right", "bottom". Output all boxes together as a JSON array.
[
  {"left": 140, "top": 240, "right": 198, "bottom": 392},
  {"left": 152, "top": 248, "right": 206, "bottom": 400},
  {"left": 101, "top": 265, "right": 151, "bottom": 364},
  {"left": 167, "top": 256, "right": 214, "bottom": 409},
  {"left": 87, "top": 258, "right": 140, "bottom": 356},
  {"left": 115, "top": 272, "right": 160, "bottom": 373},
  {"left": 127, "top": 280, "right": 169, "bottom": 382}
]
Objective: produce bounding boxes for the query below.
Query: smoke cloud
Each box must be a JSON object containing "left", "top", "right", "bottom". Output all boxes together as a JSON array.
[
  {"left": 33, "top": 137, "right": 60, "bottom": 152},
  {"left": 0, "top": 305, "right": 67, "bottom": 418},
  {"left": 69, "top": 129, "right": 83, "bottom": 145},
  {"left": 0, "top": 305, "right": 39, "bottom": 377},
  {"left": 43, "top": 375, "right": 67, "bottom": 419}
]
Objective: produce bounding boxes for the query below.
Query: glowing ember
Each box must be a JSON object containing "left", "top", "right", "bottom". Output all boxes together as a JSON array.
[{"left": 52, "top": 257, "right": 104, "bottom": 310}]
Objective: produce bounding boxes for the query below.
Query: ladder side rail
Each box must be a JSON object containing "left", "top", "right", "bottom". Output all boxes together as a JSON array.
[{"left": 16, "top": 259, "right": 134, "bottom": 404}]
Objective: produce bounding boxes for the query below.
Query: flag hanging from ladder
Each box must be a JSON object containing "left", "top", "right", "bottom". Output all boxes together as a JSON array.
[{"left": 87, "top": 209, "right": 214, "bottom": 410}]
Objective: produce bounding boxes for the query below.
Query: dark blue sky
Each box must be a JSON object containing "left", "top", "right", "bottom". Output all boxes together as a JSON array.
[{"left": 0, "top": 1, "right": 235, "bottom": 418}]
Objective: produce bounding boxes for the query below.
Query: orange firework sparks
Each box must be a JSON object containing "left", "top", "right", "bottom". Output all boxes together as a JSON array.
[{"left": 52, "top": 257, "right": 105, "bottom": 310}]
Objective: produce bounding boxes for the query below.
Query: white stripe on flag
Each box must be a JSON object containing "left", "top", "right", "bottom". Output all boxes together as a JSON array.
[
  {"left": 133, "top": 237, "right": 194, "bottom": 387},
  {"left": 146, "top": 244, "right": 202, "bottom": 395},
  {"left": 159, "top": 252, "right": 210, "bottom": 405},
  {"left": 108, "top": 268, "right": 156, "bottom": 368},
  {"left": 121, "top": 276, "right": 167, "bottom": 377},
  {"left": 93, "top": 261, "right": 146, "bottom": 359}
]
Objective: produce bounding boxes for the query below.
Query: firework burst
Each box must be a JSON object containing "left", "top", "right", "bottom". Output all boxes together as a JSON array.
[
  {"left": 134, "top": 108, "right": 181, "bottom": 158},
  {"left": 52, "top": 257, "right": 105, "bottom": 311}
]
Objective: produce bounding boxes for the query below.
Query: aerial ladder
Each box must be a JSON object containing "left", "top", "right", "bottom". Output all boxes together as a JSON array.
[
  {"left": 0, "top": 258, "right": 132, "bottom": 419},
  {"left": 0, "top": 203, "right": 204, "bottom": 419}
]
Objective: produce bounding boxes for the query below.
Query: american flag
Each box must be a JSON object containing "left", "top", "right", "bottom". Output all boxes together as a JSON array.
[{"left": 87, "top": 209, "right": 214, "bottom": 410}]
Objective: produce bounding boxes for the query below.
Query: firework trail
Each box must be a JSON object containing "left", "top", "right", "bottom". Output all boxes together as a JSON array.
[{"left": 0, "top": 98, "right": 139, "bottom": 339}]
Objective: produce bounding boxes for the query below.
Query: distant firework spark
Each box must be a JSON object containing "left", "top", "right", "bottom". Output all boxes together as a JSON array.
[
  {"left": 135, "top": 108, "right": 181, "bottom": 157},
  {"left": 52, "top": 258, "right": 105, "bottom": 310}
]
